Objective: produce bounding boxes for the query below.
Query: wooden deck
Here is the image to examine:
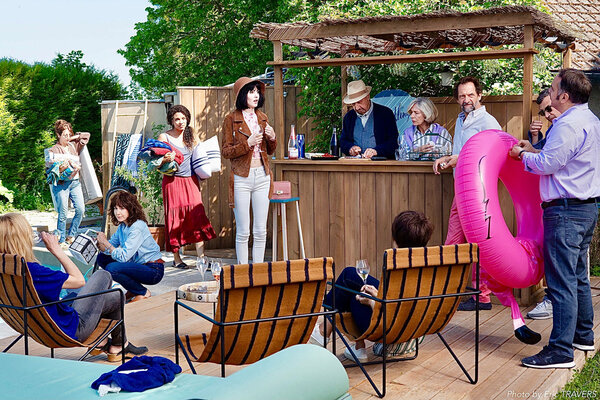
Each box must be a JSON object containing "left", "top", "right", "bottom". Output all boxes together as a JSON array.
[{"left": 3, "top": 279, "right": 600, "bottom": 399}]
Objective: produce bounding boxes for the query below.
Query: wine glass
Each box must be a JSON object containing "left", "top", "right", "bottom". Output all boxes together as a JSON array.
[
  {"left": 211, "top": 259, "right": 222, "bottom": 294},
  {"left": 196, "top": 255, "right": 208, "bottom": 280},
  {"left": 356, "top": 259, "right": 370, "bottom": 285}
]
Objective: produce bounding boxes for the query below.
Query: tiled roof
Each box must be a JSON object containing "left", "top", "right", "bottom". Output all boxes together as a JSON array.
[{"left": 545, "top": 0, "right": 600, "bottom": 70}]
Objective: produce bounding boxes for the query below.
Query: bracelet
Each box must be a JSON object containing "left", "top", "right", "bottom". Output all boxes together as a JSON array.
[{"left": 518, "top": 150, "right": 526, "bottom": 160}]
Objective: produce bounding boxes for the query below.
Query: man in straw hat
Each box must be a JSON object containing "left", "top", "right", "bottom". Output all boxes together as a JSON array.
[{"left": 340, "top": 80, "right": 398, "bottom": 159}]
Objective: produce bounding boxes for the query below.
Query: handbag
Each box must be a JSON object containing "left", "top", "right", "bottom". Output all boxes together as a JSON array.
[
  {"left": 272, "top": 181, "right": 292, "bottom": 200},
  {"left": 191, "top": 136, "right": 221, "bottom": 180}
]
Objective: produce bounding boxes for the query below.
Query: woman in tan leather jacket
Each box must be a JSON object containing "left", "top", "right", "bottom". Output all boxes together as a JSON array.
[{"left": 221, "top": 77, "right": 277, "bottom": 264}]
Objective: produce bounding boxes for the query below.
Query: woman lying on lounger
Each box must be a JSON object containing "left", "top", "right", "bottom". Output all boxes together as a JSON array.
[
  {"left": 311, "top": 210, "right": 433, "bottom": 362},
  {"left": 0, "top": 212, "right": 147, "bottom": 362}
]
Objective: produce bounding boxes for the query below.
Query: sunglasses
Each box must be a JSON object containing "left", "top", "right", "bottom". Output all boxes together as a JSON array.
[{"left": 538, "top": 105, "right": 553, "bottom": 116}]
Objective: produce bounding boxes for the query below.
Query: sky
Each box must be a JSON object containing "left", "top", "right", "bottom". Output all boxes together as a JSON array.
[{"left": 0, "top": 0, "right": 151, "bottom": 87}]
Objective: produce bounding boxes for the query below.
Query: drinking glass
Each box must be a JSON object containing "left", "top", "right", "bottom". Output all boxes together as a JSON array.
[
  {"left": 211, "top": 259, "right": 223, "bottom": 294},
  {"left": 356, "top": 259, "right": 370, "bottom": 285},
  {"left": 196, "top": 255, "right": 208, "bottom": 280}
]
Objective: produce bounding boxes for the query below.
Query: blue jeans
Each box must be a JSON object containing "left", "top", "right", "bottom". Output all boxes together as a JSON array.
[
  {"left": 544, "top": 201, "right": 598, "bottom": 358},
  {"left": 50, "top": 179, "right": 85, "bottom": 243},
  {"left": 97, "top": 253, "right": 164, "bottom": 296},
  {"left": 324, "top": 267, "right": 379, "bottom": 334}
]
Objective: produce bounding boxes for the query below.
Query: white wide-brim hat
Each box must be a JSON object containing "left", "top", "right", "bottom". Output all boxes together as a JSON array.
[{"left": 343, "top": 80, "right": 372, "bottom": 104}]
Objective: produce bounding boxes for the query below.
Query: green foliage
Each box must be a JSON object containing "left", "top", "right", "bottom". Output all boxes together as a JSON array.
[
  {"left": 0, "top": 51, "right": 126, "bottom": 209},
  {"left": 591, "top": 224, "right": 600, "bottom": 276},
  {"left": 119, "top": 0, "right": 304, "bottom": 96},
  {"left": 0, "top": 179, "right": 14, "bottom": 212},
  {"left": 114, "top": 161, "right": 164, "bottom": 226},
  {"left": 555, "top": 351, "right": 600, "bottom": 399}
]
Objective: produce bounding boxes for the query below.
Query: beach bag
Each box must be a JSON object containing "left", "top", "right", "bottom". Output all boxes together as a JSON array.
[{"left": 191, "top": 136, "right": 221, "bottom": 179}]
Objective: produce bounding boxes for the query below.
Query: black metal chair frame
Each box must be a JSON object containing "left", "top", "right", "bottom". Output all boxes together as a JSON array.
[
  {"left": 174, "top": 262, "right": 338, "bottom": 377},
  {"left": 1, "top": 256, "right": 126, "bottom": 363},
  {"left": 335, "top": 249, "right": 481, "bottom": 398}
]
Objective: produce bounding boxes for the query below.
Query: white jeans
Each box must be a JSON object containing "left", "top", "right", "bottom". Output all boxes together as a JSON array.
[{"left": 233, "top": 167, "right": 271, "bottom": 264}]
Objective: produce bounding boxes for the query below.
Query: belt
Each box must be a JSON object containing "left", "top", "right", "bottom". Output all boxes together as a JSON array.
[
  {"left": 149, "top": 259, "right": 164, "bottom": 264},
  {"left": 541, "top": 197, "right": 599, "bottom": 209}
]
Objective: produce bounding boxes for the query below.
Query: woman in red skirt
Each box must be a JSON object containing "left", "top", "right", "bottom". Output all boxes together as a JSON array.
[{"left": 158, "top": 105, "right": 216, "bottom": 268}]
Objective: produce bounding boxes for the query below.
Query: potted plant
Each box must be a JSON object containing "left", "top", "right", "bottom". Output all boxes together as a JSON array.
[{"left": 114, "top": 160, "right": 165, "bottom": 249}]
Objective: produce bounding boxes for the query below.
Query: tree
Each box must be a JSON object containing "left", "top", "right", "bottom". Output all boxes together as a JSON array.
[
  {"left": 119, "top": 0, "right": 302, "bottom": 96},
  {"left": 0, "top": 51, "right": 126, "bottom": 209}
]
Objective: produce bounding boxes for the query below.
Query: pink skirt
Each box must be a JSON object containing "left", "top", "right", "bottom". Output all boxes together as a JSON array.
[{"left": 162, "top": 175, "right": 216, "bottom": 252}]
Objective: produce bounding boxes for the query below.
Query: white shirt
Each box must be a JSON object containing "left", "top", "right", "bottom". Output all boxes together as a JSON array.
[
  {"left": 452, "top": 105, "right": 501, "bottom": 155},
  {"left": 357, "top": 100, "right": 374, "bottom": 128}
]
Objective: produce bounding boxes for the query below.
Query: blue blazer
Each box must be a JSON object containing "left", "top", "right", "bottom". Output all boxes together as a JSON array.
[{"left": 340, "top": 102, "right": 398, "bottom": 159}]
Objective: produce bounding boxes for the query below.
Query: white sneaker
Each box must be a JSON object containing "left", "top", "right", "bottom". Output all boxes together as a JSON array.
[
  {"left": 343, "top": 343, "right": 368, "bottom": 363},
  {"left": 526, "top": 297, "right": 553, "bottom": 320},
  {"left": 310, "top": 324, "right": 329, "bottom": 346}
]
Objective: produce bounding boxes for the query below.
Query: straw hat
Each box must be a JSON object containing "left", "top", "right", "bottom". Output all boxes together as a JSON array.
[
  {"left": 343, "top": 80, "right": 372, "bottom": 104},
  {"left": 233, "top": 77, "right": 266, "bottom": 102}
]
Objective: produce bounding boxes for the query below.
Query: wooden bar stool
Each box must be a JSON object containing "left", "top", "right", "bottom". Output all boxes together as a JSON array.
[{"left": 271, "top": 197, "right": 306, "bottom": 261}]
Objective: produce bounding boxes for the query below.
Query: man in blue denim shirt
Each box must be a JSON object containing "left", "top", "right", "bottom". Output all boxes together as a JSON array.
[{"left": 510, "top": 69, "right": 600, "bottom": 369}]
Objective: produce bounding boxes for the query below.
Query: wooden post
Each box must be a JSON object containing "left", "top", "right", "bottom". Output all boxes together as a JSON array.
[
  {"left": 341, "top": 66, "right": 348, "bottom": 119},
  {"left": 562, "top": 47, "right": 572, "bottom": 69},
  {"left": 273, "top": 41, "right": 285, "bottom": 160},
  {"left": 522, "top": 25, "right": 534, "bottom": 140}
]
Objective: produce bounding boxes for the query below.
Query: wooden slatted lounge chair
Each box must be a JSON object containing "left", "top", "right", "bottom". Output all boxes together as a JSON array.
[
  {"left": 335, "top": 243, "right": 480, "bottom": 397},
  {"left": 0, "top": 253, "right": 124, "bottom": 361},
  {"left": 175, "top": 257, "right": 337, "bottom": 376}
]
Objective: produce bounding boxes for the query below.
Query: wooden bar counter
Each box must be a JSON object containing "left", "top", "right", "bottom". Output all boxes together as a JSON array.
[
  {"left": 272, "top": 158, "right": 455, "bottom": 281},
  {"left": 272, "top": 158, "right": 539, "bottom": 305}
]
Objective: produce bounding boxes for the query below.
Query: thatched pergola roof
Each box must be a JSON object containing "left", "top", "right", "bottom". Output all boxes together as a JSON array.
[{"left": 251, "top": 6, "right": 576, "bottom": 56}]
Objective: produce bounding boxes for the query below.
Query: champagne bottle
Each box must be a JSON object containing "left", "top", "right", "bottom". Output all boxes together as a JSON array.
[{"left": 288, "top": 124, "right": 298, "bottom": 159}]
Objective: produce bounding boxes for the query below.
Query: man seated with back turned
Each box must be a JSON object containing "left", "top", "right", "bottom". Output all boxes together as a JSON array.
[{"left": 340, "top": 80, "right": 398, "bottom": 159}]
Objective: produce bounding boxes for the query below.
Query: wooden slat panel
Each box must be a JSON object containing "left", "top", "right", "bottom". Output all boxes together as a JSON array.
[
  {"left": 329, "top": 171, "right": 345, "bottom": 272},
  {"left": 344, "top": 172, "right": 360, "bottom": 270},
  {"left": 360, "top": 173, "right": 377, "bottom": 272},
  {"left": 375, "top": 173, "right": 392, "bottom": 273},
  {"left": 298, "top": 171, "right": 315, "bottom": 258},
  {"left": 313, "top": 171, "right": 329, "bottom": 259},
  {"left": 408, "top": 174, "right": 426, "bottom": 213},
  {"left": 488, "top": 101, "right": 507, "bottom": 132},
  {"left": 425, "top": 173, "right": 443, "bottom": 246},
  {"left": 441, "top": 172, "right": 455, "bottom": 244},
  {"left": 506, "top": 101, "right": 524, "bottom": 139}
]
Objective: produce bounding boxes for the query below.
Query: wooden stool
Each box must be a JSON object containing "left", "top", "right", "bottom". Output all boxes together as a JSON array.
[{"left": 271, "top": 197, "right": 305, "bottom": 261}]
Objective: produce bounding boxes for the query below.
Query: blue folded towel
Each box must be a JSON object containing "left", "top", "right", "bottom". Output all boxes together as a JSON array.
[
  {"left": 91, "top": 355, "right": 182, "bottom": 393},
  {"left": 139, "top": 139, "right": 172, "bottom": 153}
]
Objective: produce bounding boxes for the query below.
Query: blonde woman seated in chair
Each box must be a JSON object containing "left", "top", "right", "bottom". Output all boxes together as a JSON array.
[
  {"left": 311, "top": 211, "right": 433, "bottom": 362},
  {"left": 0, "top": 213, "right": 147, "bottom": 362}
]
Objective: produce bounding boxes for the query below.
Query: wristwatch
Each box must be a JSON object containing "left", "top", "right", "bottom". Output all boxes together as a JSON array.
[{"left": 518, "top": 150, "right": 526, "bottom": 160}]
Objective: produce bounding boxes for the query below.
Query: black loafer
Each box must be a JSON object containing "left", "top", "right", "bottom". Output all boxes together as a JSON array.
[{"left": 107, "top": 343, "right": 148, "bottom": 362}]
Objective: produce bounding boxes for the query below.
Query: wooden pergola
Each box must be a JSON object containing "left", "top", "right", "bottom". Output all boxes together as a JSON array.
[{"left": 251, "top": 6, "right": 577, "bottom": 159}]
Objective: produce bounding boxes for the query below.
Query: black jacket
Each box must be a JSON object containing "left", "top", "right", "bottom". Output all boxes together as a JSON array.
[{"left": 340, "top": 102, "right": 398, "bottom": 159}]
